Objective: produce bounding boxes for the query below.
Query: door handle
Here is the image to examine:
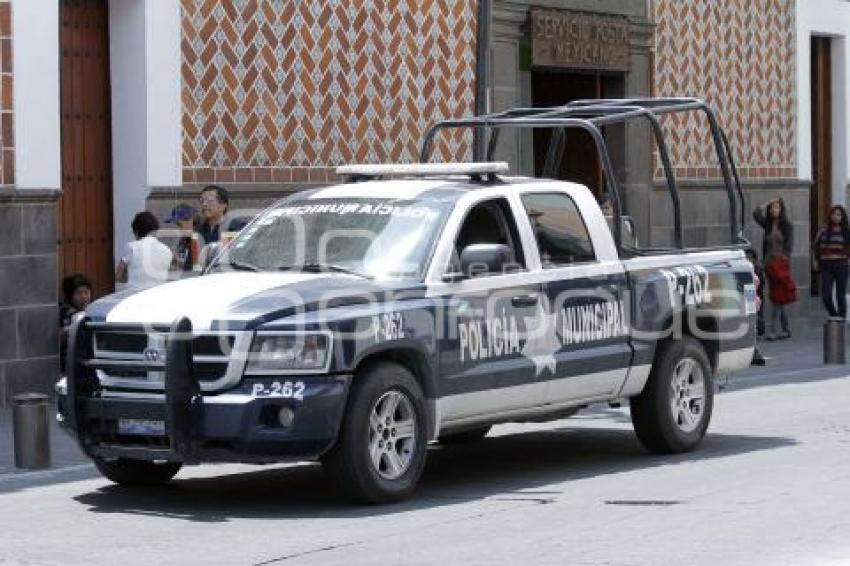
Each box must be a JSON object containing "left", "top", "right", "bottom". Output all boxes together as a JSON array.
[{"left": 512, "top": 294, "right": 539, "bottom": 308}]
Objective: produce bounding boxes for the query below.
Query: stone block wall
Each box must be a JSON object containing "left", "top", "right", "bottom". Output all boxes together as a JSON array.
[
  {"left": 0, "top": 0, "right": 13, "bottom": 186},
  {"left": 0, "top": 193, "right": 60, "bottom": 406},
  {"left": 0, "top": 1, "right": 60, "bottom": 406},
  {"left": 648, "top": 180, "right": 819, "bottom": 326}
]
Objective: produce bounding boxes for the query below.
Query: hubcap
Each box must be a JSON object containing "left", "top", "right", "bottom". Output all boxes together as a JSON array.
[
  {"left": 668, "top": 357, "right": 706, "bottom": 434},
  {"left": 368, "top": 390, "right": 417, "bottom": 480}
]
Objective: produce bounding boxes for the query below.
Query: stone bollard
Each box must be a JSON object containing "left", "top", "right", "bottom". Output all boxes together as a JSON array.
[
  {"left": 12, "top": 393, "right": 51, "bottom": 469},
  {"left": 823, "top": 319, "right": 846, "bottom": 365}
]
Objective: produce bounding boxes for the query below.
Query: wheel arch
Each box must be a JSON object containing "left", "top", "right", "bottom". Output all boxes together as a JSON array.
[
  {"left": 653, "top": 309, "right": 719, "bottom": 373},
  {"left": 351, "top": 342, "right": 439, "bottom": 439},
  {"left": 631, "top": 324, "right": 716, "bottom": 454}
]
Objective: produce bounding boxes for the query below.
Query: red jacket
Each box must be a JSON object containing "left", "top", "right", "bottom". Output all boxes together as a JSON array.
[{"left": 764, "top": 257, "right": 797, "bottom": 305}]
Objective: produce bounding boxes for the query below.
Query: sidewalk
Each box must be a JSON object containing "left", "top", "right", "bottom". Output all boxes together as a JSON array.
[
  {"left": 731, "top": 326, "right": 847, "bottom": 388},
  {"left": 0, "top": 328, "right": 845, "bottom": 486},
  {"left": 0, "top": 401, "right": 93, "bottom": 487}
]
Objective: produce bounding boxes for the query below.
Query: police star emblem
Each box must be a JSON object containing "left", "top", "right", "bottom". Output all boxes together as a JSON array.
[{"left": 521, "top": 302, "right": 561, "bottom": 376}]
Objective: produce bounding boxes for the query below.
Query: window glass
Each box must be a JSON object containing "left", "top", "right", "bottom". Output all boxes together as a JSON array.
[
  {"left": 217, "top": 198, "right": 450, "bottom": 279},
  {"left": 521, "top": 192, "right": 596, "bottom": 266},
  {"left": 451, "top": 198, "right": 525, "bottom": 275}
]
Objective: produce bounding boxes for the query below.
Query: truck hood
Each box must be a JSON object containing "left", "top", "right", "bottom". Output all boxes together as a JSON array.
[{"left": 88, "top": 272, "right": 421, "bottom": 331}]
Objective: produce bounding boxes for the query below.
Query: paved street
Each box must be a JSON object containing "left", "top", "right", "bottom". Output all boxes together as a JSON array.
[{"left": 1, "top": 333, "right": 849, "bottom": 566}]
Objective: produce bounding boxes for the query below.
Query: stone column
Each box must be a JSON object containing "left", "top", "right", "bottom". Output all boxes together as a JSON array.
[{"left": 2, "top": 0, "right": 62, "bottom": 406}]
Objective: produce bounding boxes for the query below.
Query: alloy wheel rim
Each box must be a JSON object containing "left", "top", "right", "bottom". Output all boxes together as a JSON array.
[
  {"left": 668, "top": 357, "right": 706, "bottom": 434},
  {"left": 368, "top": 390, "right": 417, "bottom": 480}
]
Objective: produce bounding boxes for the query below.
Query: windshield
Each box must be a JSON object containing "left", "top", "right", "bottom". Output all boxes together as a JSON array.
[{"left": 213, "top": 198, "right": 452, "bottom": 279}]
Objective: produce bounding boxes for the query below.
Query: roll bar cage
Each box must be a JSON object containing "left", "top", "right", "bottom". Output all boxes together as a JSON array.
[{"left": 419, "top": 97, "right": 747, "bottom": 252}]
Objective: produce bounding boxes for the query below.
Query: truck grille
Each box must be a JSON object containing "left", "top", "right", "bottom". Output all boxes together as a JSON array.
[{"left": 91, "top": 327, "right": 249, "bottom": 392}]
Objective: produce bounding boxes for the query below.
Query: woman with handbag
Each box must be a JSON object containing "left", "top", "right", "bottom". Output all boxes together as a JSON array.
[
  {"left": 753, "top": 198, "right": 796, "bottom": 340},
  {"left": 812, "top": 205, "right": 850, "bottom": 320}
]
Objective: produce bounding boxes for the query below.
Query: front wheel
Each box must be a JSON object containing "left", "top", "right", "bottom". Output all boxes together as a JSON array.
[
  {"left": 322, "top": 362, "right": 428, "bottom": 503},
  {"left": 630, "top": 336, "right": 714, "bottom": 454},
  {"left": 93, "top": 457, "right": 182, "bottom": 487}
]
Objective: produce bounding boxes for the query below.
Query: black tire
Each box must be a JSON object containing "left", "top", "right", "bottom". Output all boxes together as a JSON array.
[
  {"left": 93, "top": 457, "right": 182, "bottom": 487},
  {"left": 438, "top": 425, "right": 491, "bottom": 444},
  {"left": 322, "top": 361, "right": 428, "bottom": 504},
  {"left": 630, "top": 336, "right": 714, "bottom": 454}
]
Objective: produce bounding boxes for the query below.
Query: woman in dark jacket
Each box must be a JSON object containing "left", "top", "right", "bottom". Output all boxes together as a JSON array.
[
  {"left": 812, "top": 205, "right": 850, "bottom": 320},
  {"left": 753, "top": 198, "right": 795, "bottom": 340}
]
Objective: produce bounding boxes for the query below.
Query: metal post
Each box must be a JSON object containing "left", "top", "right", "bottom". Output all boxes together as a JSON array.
[
  {"left": 824, "top": 319, "right": 846, "bottom": 364},
  {"left": 12, "top": 393, "right": 51, "bottom": 469},
  {"left": 472, "top": 0, "right": 491, "bottom": 162}
]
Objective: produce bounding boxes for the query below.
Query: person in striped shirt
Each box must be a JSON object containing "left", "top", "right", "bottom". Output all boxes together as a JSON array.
[{"left": 813, "top": 205, "right": 850, "bottom": 320}]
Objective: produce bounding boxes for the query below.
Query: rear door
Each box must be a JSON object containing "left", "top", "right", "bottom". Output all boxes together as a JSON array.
[{"left": 517, "top": 190, "right": 632, "bottom": 403}]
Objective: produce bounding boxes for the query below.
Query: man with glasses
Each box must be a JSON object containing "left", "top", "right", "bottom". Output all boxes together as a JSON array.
[{"left": 198, "top": 185, "right": 229, "bottom": 244}]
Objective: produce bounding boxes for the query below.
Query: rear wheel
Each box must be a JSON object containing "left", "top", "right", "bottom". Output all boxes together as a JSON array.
[
  {"left": 93, "top": 457, "right": 182, "bottom": 487},
  {"left": 438, "top": 425, "right": 491, "bottom": 444},
  {"left": 322, "top": 362, "right": 428, "bottom": 503},
  {"left": 630, "top": 336, "right": 714, "bottom": 454}
]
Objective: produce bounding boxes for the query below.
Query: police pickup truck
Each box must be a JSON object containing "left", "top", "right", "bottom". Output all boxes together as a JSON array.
[{"left": 59, "top": 100, "right": 756, "bottom": 503}]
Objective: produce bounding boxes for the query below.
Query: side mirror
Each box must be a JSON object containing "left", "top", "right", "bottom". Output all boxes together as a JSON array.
[{"left": 443, "top": 243, "right": 512, "bottom": 281}]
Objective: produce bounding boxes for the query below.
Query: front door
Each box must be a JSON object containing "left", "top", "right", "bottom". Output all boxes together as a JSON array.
[
  {"left": 437, "top": 197, "right": 545, "bottom": 422},
  {"left": 58, "top": 0, "right": 115, "bottom": 297}
]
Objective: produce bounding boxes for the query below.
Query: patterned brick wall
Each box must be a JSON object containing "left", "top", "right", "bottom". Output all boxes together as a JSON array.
[
  {"left": 181, "top": 0, "right": 477, "bottom": 185},
  {"left": 0, "top": 0, "right": 13, "bottom": 186},
  {"left": 652, "top": 0, "right": 796, "bottom": 180}
]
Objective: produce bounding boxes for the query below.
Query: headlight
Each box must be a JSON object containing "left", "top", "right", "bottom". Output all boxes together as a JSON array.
[{"left": 245, "top": 332, "right": 332, "bottom": 374}]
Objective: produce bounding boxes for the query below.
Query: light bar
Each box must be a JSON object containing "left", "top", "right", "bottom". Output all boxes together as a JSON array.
[{"left": 336, "top": 162, "right": 509, "bottom": 178}]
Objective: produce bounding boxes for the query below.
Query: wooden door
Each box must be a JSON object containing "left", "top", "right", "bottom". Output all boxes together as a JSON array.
[
  {"left": 59, "top": 0, "right": 114, "bottom": 298},
  {"left": 531, "top": 71, "right": 601, "bottom": 191},
  {"left": 530, "top": 71, "right": 625, "bottom": 197},
  {"left": 811, "top": 37, "right": 832, "bottom": 295}
]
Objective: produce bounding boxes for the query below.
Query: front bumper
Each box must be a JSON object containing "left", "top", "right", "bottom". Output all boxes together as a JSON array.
[
  {"left": 57, "top": 379, "right": 350, "bottom": 464},
  {"left": 60, "top": 315, "right": 350, "bottom": 464}
]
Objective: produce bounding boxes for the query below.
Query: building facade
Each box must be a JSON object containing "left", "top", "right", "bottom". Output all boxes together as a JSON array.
[{"left": 1, "top": 0, "right": 848, "bottom": 402}]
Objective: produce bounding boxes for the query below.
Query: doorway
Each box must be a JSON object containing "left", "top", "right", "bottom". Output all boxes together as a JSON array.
[
  {"left": 58, "top": 0, "right": 115, "bottom": 298},
  {"left": 811, "top": 36, "right": 832, "bottom": 296},
  {"left": 530, "top": 70, "right": 625, "bottom": 196}
]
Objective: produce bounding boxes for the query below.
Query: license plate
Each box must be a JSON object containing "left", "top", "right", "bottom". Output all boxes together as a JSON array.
[
  {"left": 743, "top": 283, "right": 757, "bottom": 315},
  {"left": 118, "top": 418, "right": 165, "bottom": 436}
]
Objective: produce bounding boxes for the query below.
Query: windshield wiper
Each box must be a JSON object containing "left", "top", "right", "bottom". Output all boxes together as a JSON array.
[
  {"left": 225, "top": 259, "right": 261, "bottom": 272},
  {"left": 278, "top": 263, "right": 373, "bottom": 279}
]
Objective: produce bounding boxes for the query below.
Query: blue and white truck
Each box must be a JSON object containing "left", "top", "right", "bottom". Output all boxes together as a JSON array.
[{"left": 58, "top": 99, "right": 757, "bottom": 502}]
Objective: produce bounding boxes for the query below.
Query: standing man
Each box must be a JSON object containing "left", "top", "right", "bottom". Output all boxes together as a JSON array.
[{"left": 199, "top": 184, "right": 229, "bottom": 244}]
